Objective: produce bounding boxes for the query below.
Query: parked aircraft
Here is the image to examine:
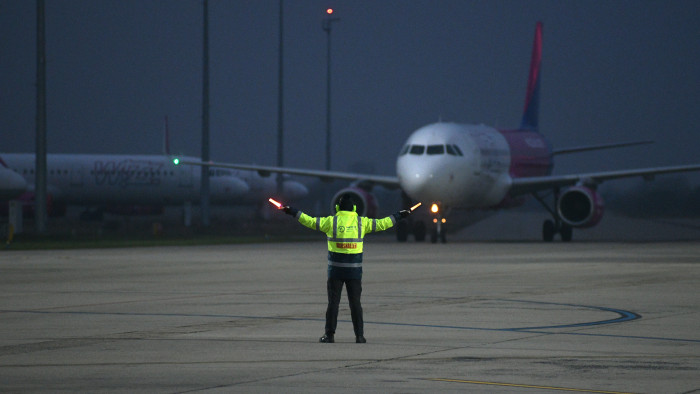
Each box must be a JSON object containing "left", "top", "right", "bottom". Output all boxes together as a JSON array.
[
  {"left": 173, "top": 22, "right": 700, "bottom": 242},
  {"left": 0, "top": 158, "right": 26, "bottom": 200},
  {"left": 0, "top": 153, "right": 308, "bottom": 219}
]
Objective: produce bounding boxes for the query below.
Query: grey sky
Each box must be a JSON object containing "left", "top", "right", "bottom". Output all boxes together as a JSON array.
[{"left": 2, "top": 0, "right": 699, "bottom": 184}]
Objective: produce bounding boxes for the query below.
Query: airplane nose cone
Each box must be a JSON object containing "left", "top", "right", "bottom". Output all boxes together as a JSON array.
[
  {"left": 401, "top": 171, "right": 433, "bottom": 199},
  {"left": 398, "top": 160, "right": 442, "bottom": 202},
  {"left": 0, "top": 168, "right": 27, "bottom": 200}
]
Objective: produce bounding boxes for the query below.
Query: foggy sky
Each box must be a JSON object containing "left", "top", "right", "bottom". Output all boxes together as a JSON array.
[{"left": 2, "top": 0, "right": 699, "bottom": 186}]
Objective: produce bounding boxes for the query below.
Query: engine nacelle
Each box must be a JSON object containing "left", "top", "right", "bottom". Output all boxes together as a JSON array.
[
  {"left": 330, "top": 187, "right": 379, "bottom": 218},
  {"left": 209, "top": 176, "right": 250, "bottom": 203},
  {"left": 557, "top": 186, "right": 605, "bottom": 228}
]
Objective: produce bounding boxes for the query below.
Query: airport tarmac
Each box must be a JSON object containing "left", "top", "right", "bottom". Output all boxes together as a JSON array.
[{"left": 1, "top": 241, "right": 698, "bottom": 393}]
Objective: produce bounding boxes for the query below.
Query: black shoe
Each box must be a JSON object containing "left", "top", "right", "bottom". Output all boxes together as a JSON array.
[
  {"left": 356, "top": 335, "right": 366, "bottom": 343},
  {"left": 319, "top": 334, "right": 334, "bottom": 343}
]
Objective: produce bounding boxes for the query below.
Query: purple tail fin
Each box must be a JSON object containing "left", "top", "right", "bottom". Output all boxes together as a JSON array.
[{"left": 520, "top": 22, "right": 543, "bottom": 131}]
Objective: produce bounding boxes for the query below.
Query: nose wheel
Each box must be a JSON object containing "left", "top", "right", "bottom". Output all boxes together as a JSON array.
[{"left": 430, "top": 215, "right": 447, "bottom": 243}]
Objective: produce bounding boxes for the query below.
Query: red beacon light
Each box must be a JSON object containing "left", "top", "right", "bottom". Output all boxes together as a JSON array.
[{"left": 326, "top": 8, "right": 334, "bottom": 15}]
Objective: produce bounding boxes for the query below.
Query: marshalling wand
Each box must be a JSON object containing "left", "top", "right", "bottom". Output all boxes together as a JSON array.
[{"left": 268, "top": 198, "right": 283, "bottom": 209}]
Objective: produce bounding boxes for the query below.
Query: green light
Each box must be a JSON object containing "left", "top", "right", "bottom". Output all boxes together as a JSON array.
[{"left": 173, "top": 158, "right": 180, "bottom": 165}]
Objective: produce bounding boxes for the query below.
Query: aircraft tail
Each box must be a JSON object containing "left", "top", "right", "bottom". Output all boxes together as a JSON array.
[{"left": 519, "top": 22, "right": 543, "bottom": 132}]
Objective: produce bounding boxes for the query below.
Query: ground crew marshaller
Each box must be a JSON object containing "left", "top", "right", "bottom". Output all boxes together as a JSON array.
[{"left": 281, "top": 194, "right": 412, "bottom": 343}]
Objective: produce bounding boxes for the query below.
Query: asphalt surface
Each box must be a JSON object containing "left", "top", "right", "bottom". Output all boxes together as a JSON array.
[{"left": 1, "top": 241, "right": 699, "bottom": 393}]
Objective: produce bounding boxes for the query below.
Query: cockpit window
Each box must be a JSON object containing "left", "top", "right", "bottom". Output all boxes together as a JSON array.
[
  {"left": 426, "top": 145, "right": 445, "bottom": 155},
  {"left": 409, "top": 145, "right": 425, "bottom": 155},
  {"left": 451, "top": 144, "right": 464, "bottom": 156},
  {"left": 446, "top": 145, "right": 457, "bottom": 155},
  {"left": 399, "top": 145, "right": 410, "bottom": 156}
]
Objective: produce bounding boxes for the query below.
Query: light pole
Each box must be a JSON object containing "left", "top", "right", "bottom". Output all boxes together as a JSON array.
[
  {"left": 35, "top": 0, "right": 47, "bottom": 234},
  {"left": 276, "top": 0, "right": 284, "bottom": 197},
  {"left": 200, "top": 0, "right": 210, "bottom": 227},
  {"left": 322, "top": 9, "right": 339, "bottom": 171}
]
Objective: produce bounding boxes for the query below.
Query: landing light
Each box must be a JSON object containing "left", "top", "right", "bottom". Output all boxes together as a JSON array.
[{"left": 431, "top": 203, "right": 439, "bottom": 213}]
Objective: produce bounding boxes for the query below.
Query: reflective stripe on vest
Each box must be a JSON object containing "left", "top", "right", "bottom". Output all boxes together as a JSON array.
[
  {"left": 328, "top": 261, "right": 362, "bottom": 268},
  {"left": 327, "top": 213, "right": 364, "bottom": 253}
]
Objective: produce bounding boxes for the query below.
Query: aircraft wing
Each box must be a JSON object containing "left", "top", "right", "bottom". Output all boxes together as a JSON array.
[
  {"left": 174, "top": 158, "right": 401, "bottom": 189},
  {"left": 552, "top": 140, "right": 653, "bottom": 156},
  {"left": 510, "top": 164, "right": 700, "bottom": 196}
]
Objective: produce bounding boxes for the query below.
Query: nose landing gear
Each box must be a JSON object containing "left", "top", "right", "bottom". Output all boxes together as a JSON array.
[
  {"left": 428, "top": 203, "right": 447, "bottom": 243},
  {"left": 430, "top": 215, "right": 447, "bottom": 243}
]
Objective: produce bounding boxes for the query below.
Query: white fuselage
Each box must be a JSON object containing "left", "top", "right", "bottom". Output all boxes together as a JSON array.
[
  {"left": 0, "top": 153, "right": 307, "bottom": 206},
  {"left": 397, "top": 122, "right": 515, "bottom": 208}
]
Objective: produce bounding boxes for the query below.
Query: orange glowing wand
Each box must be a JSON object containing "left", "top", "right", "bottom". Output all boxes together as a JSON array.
[
  {"left": 410, "top": 202, "right": 422, "bottom": 211},
  {"left": 268, "top": 198, "right": 283, "bottom": 209}
]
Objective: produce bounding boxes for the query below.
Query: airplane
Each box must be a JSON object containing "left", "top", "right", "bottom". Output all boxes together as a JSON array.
[
  {"left": 0, "top": 153, "right": 308, "bottom": 221},
  {"left": 0, "top": 157, "right": 27, "bottom": 200},
  {"left": 172, "top": 22, "right": 700, "bottom": 242}
]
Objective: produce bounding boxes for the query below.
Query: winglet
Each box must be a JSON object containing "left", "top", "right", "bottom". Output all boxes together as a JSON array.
[{"left": 520, "top": 22, "right": 543, "bottom": 132}]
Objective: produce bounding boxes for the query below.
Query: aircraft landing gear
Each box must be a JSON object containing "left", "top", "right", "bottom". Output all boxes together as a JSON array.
[
  {"left": 413, "top": 220, "right": 426, "bottom": 242},
  {"left": 430, "top": 216, "right": 447, "bottom": 243},
  {"left": 542, "top": 219, "right": 572, "bottom": 242},
  {"left": 396, "top": 216, "right": 428, "bottom": 242},
  {"left": 396, "top": 220, "right": 409, "bottom": 242},
  {"left": 534, "top": 189, "right": 573, "bottom": 242},
  {"left": 397, "top": 191, "right": 430, "bottom": 242}
]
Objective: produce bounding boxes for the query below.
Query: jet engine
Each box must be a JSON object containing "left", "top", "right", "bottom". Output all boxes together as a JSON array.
[
  {"left": 556, "top": 186, "right": 604, "bottom": 228},
  {"left": 330, "top": 187, "right": 378, "bottom": 218}
]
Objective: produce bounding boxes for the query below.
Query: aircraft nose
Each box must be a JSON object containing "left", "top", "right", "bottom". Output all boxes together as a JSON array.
[
  {"left": 0, "top": 168, "right": 28, "bottom": 200},
  {"left": 398, "top": 159, "right": 445, "bottom": 202},
  {"left": 402, "top": 171, "right": 433, "bottom": 199}
]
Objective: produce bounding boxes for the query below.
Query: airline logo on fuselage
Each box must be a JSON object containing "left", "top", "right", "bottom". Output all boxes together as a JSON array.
[
  {"left": 525, "top": 137, "right": 546, "bottom": 148},
  {"left": 94, "top": 160, "right": 164, "bottom": 187}
]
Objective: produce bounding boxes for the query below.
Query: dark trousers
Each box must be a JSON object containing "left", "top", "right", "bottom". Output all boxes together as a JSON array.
[{"left": 325, "top": 278, "right": 363, "bottom": 336}]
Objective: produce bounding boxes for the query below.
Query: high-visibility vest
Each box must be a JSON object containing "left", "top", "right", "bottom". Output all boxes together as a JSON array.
[{"left": 296, "top": 210, "right": 396, "bottom": 255}]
